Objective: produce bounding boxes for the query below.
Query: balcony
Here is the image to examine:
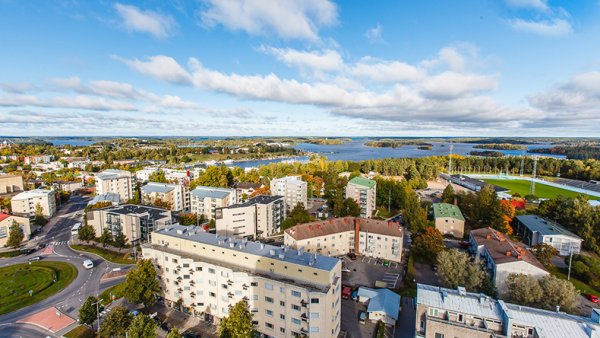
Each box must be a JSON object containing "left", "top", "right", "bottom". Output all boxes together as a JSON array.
[
  {"left": 300, "top": 300, "right": 308, "bottom": 308},
  {"left": 426, "top": 316, "right": 506, "bottom": 337}
]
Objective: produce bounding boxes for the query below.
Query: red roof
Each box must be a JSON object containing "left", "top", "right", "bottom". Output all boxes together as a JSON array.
[{"left": 0, "top": 213, "right": 11, "bottom": 222}]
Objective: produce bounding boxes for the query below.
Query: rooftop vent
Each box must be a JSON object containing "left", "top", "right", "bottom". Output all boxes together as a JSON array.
[
  {"left": 260, "top": 243, "right": 265, "bottom": 249},
  {"left": 229, "top": 242, "right": 235, "bottom": 248},
  {"left": 297, "top": 247, "right": 304, "bottom": 256},
  {"left": 457, "top": 286, "right": 466, "bottom": 296},
  {"left": 441, "top": 290, "right": 448, "bottom": 302},
  {"left": 479, "top": 293, "right": 485, "bottom": 304},
  {"left": 278, "top": 253, "right": 285, "bottom": 259},
  {"left": 269, "top": 249, "right": 276, "bottom": 256},
  {"left": 176, "top": 229, "right": 185, "bottom": 235}
]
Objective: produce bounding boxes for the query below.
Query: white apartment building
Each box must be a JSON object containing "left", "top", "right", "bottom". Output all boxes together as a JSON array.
[
  {"left": 345, "top": 177, "right": 377, "bottom": 218},
  {"left": 190, "top": 186, "right": 236, "bottom": 220},
  {"left": 143, "top": 225, "right": 342, "bottom": 337},
  {"left": 87, "top": 204, "right": 172, "bottom": 243},
  {"left": 284, "top": 217, "right": 403, "bottom": 262},
  {"left": 216, "top": 195, "right": 285, "bottom": 239},
  {"left": 95, "top": 169, "right": 135, "bottom": 202},
  {"left": 0, "top": 174, "right": 24, "bottom": 194},
  {"left": 514, "top": 215, "right": 583, "bottom": 256},
  {"left": 10, "top": 189, "right": 57, "bottom": 217},
  {"left": 270, "top": 176, "right": 308, "bottom": 213},
  {"left": 135, "top": 167, "right": 158, "bottom": 182},
  {"left": 0, "top": 213, "right": 32, "bottom": 247},
  {"left": 141, "top": 182, "right": 190, "bottom": 213}
]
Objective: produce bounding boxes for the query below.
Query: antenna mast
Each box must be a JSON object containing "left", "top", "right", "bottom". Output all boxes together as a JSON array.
[
  {"left": 530, "top": 155, "right": 538, "bottom": 196},
  {"left": 448, "top": 144, "right": 454, "bottom": 176}
]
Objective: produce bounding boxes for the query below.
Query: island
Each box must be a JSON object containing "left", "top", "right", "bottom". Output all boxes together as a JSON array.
[
  {"left": 469, "top": 150, "right": 504, "bottom": 157},
  {"left": 473, "top": 143, "right": 527, "bottom": 150}
]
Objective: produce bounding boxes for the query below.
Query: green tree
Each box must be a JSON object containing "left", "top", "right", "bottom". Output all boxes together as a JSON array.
[
  {"left": 127, "top": 314, "right": 157, "bottom": 338},
  {"left": 79, "top": 295, "right": 102, "bottom": 326},
  {"left": 98, "top": 227, "right": 113, "bottom": 248},
  {"left": 99, "top": 306, "right": 133, "bottom": 338},
  {"left": 441, "top": 184, "right": 455, "bottom": 204},
  {"left": 33, "top": 203, "right": 47, "bottom": 226},
  {"left": 148, "top": 170, "right": 168, "bottom": 183},
  {"left": 6, "top": 219, "right": 24, "bottom": 248},
  {"left": 505, "top": 273, "right": 543, "bottom": 307},
  {"left": 218, "top": 300, "right": 254, "bottom": 338},
  {"left": 411, "top": 227, "right": 444, "bottom": 263},
  {"left": 123, "top": 259, "right": 161, "bottom": 308},
  {"left": 113, "top": 231, "right": 128, "bottom": 248},
  {"left": 436, "top": 249, "right": 486, "bottom": 291},
  {"left": 178, "top": 213, "right": 197, "bottom": 226},
  {"left": 281, "top": 202, "right": 311, "bottom": 230},
  {"left": 531, "top": 243, "right": 558, "bottom": 267},
  {"left": 476, "top": 185, "right": 505, "bottom": 230},
  {"left": 166, "top": 328, "right": 183, "bottom": 338},
  {"left": 78, "top": 225, "right": 96, "bottom": 243},
  {"left": 538, "top": 275, "right": 578, "bottom": 312}
]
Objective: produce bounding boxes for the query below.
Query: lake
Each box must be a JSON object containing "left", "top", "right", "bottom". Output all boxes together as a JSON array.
[{"left": 48, "top": 139, "right": 96, "bottom": 146}]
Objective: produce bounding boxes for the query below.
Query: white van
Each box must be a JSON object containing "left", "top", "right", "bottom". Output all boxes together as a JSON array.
[
  {"left": 83, "top": 259, "right": 94, "bottom": 269},
  {"left": 71, "top": 223, "right": 82, "bottom": 236}
]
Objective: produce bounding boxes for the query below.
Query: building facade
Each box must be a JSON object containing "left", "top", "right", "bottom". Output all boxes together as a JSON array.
[
  {"left": 0, "top": 213, "right": 32, "bottom": 247},
  {"left": 345, "top": 177, "right": 376, "bottom": 218},
  {"left": 190, "top": 186, "right": 236, "bottom": 221},
  {"left": 142, "top": 225, "right": 342, "bottom": 337},
  {"left": 284, "top": 217, "right": 403, "bottom": 262},
  {"left": 270, "top": 176, "right": 308, "bottom": 213},
  {"left": 95, "top": 169, "right": 135, "bottom": 202},
  {"left": 54, "top": 180, "right": 83, "bottom": 193},
  {"left": 141, "top": 182, "right": 190, "bottom": 213},
  {"left": 87, "top": 204, "right": 172, "bottom": 243},
  {"left": 233, "top": 182, "right": 262, "bottom": 203},
  {"left": 0, "top": 174, "right": 24, "bottom": 194},
  {"left": 432, "top": 203, "right": 465, "bottom": 238},
  {"left": 514, "top": 215, "right": 583, "bottom": 256},
  {"left": 10, "top": 189, "right": 57, "bottom": 217},
  {"left": 215, "top": 195, "right": 285, "bottom": 239}
]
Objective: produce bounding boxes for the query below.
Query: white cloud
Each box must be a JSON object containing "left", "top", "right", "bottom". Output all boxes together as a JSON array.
[
  {"left": 198, "top": 0, "right": 337, "bottom": 41},
  {"left": 259, "top": 46, "right": 343, "bottom": 72},
  {"left": 350, "top": 58, "right": 423, "bottom": 83},
  {"left": 420, "top": 72, "right": 498, "bottom": 99},
  {"left": 0, "top": 94, "right": 136, "bottom": 111},
  {"left": 112, "top": 55, "right": 192, "bottom": 85},
  {"left": 508, "top": 18, "right": 572, "bottom": 37},
  {"left": 365, "top": 23, "right": 384, "bottom": 43},
  {"left": 114, "top": 3, "right": 176, "bottom": 39},
  {"left": 505, "top": 0, "right": 549, "bottom": 12}
]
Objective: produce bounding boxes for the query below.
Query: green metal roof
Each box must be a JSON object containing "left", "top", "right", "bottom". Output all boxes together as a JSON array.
[
  {"left": 433, "top": 203, "right": 465, "bottom": 221},
  {"left": 348, "top": 176, "right": 376, "bottom": 189}
]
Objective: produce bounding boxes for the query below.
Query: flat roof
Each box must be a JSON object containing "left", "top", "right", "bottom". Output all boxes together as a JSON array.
[
  {"left": 96, "top": 169, "right": 131, "bottom": 180},
  {"left": 348, "top": 176, "right": 376, "bottom": 189},
  {"left": 155, "top": 224, "right": 339, "bottom": 272},
  {"left": 433, "top": 203, "right": 464, "bottom": 221},
  {"left": 470, "top": 227, "right": 546, "bottom": 270},
  {"left": 228, "top": 195, "right": 283, "bottom": 208},
  {"left": 450, "top": 174, "right": 508, "bottom": 192},
  {"left": 11, "top": 189, "right": 53, "bottom": 200},
  {"left": 285, "top": 217, "right": 402, "bottom": 241},
  {"left": 515, "top": 215, "right": 582, "bottom": 240},
  {"left": 141, "top": 182, "right": 177, "bottom": 194},
  {"left": 103, "top": 204, "right": 170, "bottom": 220},
  {"left": 88, "top": 193, "right": 120, "bottom": 206},
  {"left": 191, "top": 186, "right": 233, "bottom": 199},
  {"left": 417, "top": 284, "right": 501, "bottom": 320}
]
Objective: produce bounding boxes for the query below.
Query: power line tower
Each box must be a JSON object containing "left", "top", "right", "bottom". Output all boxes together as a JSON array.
[
  {"left": 448, "top": 144, "right": 454, "bottom": 176},
  {"left": 530, "top": 155, "right": 538, "bottom": 196},
  {"left": 519, "top": 156, "right": 525, "bottom": 176}
]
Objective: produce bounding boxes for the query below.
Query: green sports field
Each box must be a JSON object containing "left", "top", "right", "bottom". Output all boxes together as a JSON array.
[{"left": 481, "top": 178, "right": 599, "bottom": 200}]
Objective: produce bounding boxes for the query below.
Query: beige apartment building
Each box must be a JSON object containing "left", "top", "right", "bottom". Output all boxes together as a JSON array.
[
  {"left": 270, "top": 176, "right": 308, "bottom": 213},
  {"left": 416, "top": 283, "right": 600, "bottom": 338},
  {"left": 0, "top": 174, "right": 24, "bottom": 194},
  {"left": 143, "top": 225, "right": 342, "bottom": 337},
  {"left": 345, "top": 177, "right": 376, "bottom": 218},
  {"left": 10, "top": 189, "right": 57, "bottom": 218},
  {"left": 141, "top": 182, "right": 190, "bottom": 213},
  {"left": 432, "top": 203, "right": 465, "bottom": 238},
  {"left": 190, "top": 186, "right": 236, "bottom": 221},
  {"left": 284, "top": 217, "right": 403, "bottom": 262},
  {"left": 215, "top": 195, "right": 285, "bottom": 239},
  {"left": 0, "top": 213, "right": 32, "bottom": 247},
  {"left": 95, "top": 169, "right": 135, "bottom": 202},
  {"left": 87, "top": 204, "right": 172, "bottom": 243}
]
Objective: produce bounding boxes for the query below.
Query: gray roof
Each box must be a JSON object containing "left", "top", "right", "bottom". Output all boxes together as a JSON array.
[
  {"left": 228, "top": 195, "right": 283, "bottom": 209},
  {"left": 155, "top": 224, "right": 339, "bottom": 272},
  {"left": 141, "top": 182, "right": 176, "bottom": 194},
  {"left": 516, "top": 215, "right": 582, "bottom": 240},
  {"left": 104, "top": 204, "right": 171, "bottom": 221},
  {"left": 417, "top": 284, "right": 502, "bottom": 320},
  {"left": 88, "top": 193, "right": 120, "bottom": 206},
  {"left": 96, "top": 169, "right": 131, "bottom": 180},
  {"left": 191, "top": 186, "right": 233, "bottom": 199}
]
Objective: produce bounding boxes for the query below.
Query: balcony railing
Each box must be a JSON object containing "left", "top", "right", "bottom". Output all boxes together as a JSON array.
[{"left": 426, "top": 316, "right": 506, "bottom": 337}]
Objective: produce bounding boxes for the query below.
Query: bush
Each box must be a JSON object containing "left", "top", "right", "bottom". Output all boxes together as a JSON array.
[{"left": 404, "top": 254, "right": 416, "bottom": 288}]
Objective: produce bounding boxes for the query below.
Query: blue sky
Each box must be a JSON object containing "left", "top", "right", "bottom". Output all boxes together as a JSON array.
[{"left": 1, "top": 0, "right": 600, "bottom": 137}]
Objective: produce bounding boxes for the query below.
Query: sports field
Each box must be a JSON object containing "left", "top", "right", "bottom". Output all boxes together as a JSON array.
[{"left": 482, "top": 178, "right": 599, "bottom": 200}]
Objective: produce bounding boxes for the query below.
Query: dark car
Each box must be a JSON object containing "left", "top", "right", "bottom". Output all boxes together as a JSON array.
[
  {"left": 346, "top": 252, "right": 357, "bottom": 260},
  {"left": 36, "top": 243, "right": 47, "bottom": 250},
  {"left": 183, "top": 329, "right": 202, "bottom": 338}
]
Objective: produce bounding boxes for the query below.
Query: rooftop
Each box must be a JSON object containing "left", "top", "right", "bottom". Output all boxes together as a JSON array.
[
  {"left": 88, "top": 193, "right": 120, "bottom": 206},
  {"left": 432, "top": 203, "right": 465, "bottom": 221},
  {"left": 11, "top": 189, "right": 53, "bottom": 200},
  {"left": 96, "top": 169, "right": 132, "bottom": 180},
  {"left": 154, "top": 224, "right": 339, "bottom": 272},
  {"left": 470, "top": 227, "right": 546, "bottom": 270},
  {"left": 0, "top": 213, "right": 10, "bottom": 222},
  {"left": 285, "top": 217, "right": 402, "bottom": 241},
  {"left": 357, "top": 287, "right": 401, "bottom": 321},
  {"left": 233, "top": 182, "right": 262, "bottom": 190},
  {"left": 103, "top": 204, "right": 171, "bottom": 220},
  {"left": 516, "top": 215, "right": 582, "bottom": 240},
  {"left": 348, "top": 176, "right": 376, "bottom": 189},
  {"left": 228, "top": 195, "right": 284, "bottom": 208},
  {"left": 141, "top": 182, "right": 177, "bottom": 194},
  {"left": 450, "top": 174, "right": 508, "bottom": 192},
  {"left": 191, "top": 186, "right": 234, "bottom": 199}
]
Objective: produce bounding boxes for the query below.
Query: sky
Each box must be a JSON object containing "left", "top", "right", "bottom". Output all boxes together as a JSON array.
[{"left": 1, "top": 0, "right": 600, "bottom": 137}]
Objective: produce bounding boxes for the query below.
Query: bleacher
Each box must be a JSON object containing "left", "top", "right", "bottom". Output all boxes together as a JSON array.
[{"left": 554, "top": 178, "right": 600, "bottom": 193}]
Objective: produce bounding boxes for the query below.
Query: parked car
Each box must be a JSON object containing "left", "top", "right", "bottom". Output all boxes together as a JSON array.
[
  {"left": 346, "top": 252, "right": 357, "bottom": 260},
  {"left": 36, "top": 243, "right": 47, "bottom": 250},
  {"left": 183, "top": 330, "right": 202, "bottom": 338},
  {"left": 587, "top": 294, "right": 599, "bottom": 303},
  {"left": 358, "top": 311, "right": 367, "bottom": 324},
  {"left": 26, "top": 248, "right": 36, "bottom": 255},
  {"left": 28, "top": 256, "right": 42, "bottom": 262},
  {"left": 351, "top": 290, "right": 359, "bottom": 301},
  {"left": 83, "top": 259, "right": 94, "bottom": 269},
  {"left": 342, "top": 286, "right": 352, "bottom": 300}
]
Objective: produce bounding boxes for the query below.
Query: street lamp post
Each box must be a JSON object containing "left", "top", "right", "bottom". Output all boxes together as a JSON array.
[{"left": 92, "top": 297, "right": 104, "bottom": 333}]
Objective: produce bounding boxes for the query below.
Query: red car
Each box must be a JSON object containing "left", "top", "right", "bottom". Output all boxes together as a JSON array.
[
  {"left": 587, "top": 294, "right": 599, "bottom": 303},
  {"left": 342, "top": 286, "right": 352, "bottom": 300}
]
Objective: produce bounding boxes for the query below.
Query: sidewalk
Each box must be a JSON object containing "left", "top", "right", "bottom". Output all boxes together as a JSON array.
[{"left": 147, "top": 304, "right": 218, "bottom": 338}]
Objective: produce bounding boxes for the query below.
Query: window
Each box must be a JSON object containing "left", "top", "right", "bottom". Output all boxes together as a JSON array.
[
  {"left": 292, "top": 318, "right": 301, "bottom": 325},
  {"left": 265, "top": 323, "right": 273, "bottom": 329},
  {"left": 310, "top": 312, "right": 319, "bottom": 319},
  {"left": 196, "top": 267, "right": 202, "bottom": 271},
  {"left": 251, "top": 282, "right": 258, "bottom": 287},
  {"left": 291, "top": 290, "right": 301, "bottom": 297},
  {"left": 172, "top": 258, "right": 178, "bottom": 263},
  {"left": 280, "top": 314, "right": 285, "bottom": 320},
  {"left": 280, "top": 287, "right": 285, "bottom": 293},
  {"left": 280, "top": 301, "right": 285, "bottom": 307},
  {"left": 221, "top": 284, "right": 228, "bottom": 289},
  {"left": 183, "top": 275, "right": 190, "bottom": 279},
  {"left": 208, "top": 268, "right": 215, "bottom": 274},
  {"left": 209, "top": 280, "right": 216, "bottom": 286},
  {"left": 434, "top": 333, "right": 444, "bottom": 338},
  {"left": 265, "top": 283, "right": 273, "bottom": 290},
  {"left": 292, "top": 304, "right": 301, "bottom": 311},
  {"left": 280, "top": 328, "right": 285, "bottom": 334},
  {"left": 265, "top": 309, "right": 273, "bottom": 316},
  {"left": 458, "top": 314, "right": 464, "bottom": 322},
  {"left": 209, "top": 292, "right": 216, "bottom": 298},
  {"left": 310, "top": 327, "right": 319, "bottom": 333},
  {"left": 428, "top": 308, "right": 439, "bottom": 317},
  {"left": 252, "top": 295, "right": 258, "bottom": 300},
  {"left": 311, "top": 298, "right": 319, "bottom": 304},
  {"left": 183, "top": 263, "right": 189, "bottom": 268},
  {"left": 265, "top": 296, "right": 274, "bottom": 303}
]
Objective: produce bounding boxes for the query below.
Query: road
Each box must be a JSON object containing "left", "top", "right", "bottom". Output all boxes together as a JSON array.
[{"left": 0, "top": 195, "right": 132, "bottom": 330}]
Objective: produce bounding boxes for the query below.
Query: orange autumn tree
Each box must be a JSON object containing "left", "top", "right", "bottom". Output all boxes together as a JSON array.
[{"left": 499, "top": 199, "right": 516, "bottom": 235}]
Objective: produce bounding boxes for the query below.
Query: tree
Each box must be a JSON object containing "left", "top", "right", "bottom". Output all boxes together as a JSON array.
[
  {"left": 250, "top": 185, "right": 270, "bottom": 197},
  {"left": 436, "top": 249, "right": 486, "bottom": 291},
  {"left": 441, "top": 184, "right": 455, "bottom": 204},
  {"left": 411, "top": 227, "right": 444, "bottom": 263},
  {"left": 477, "top": 185, "right": 505, "bottom": 230},
  {"left": 218, "top": 300, "right": 254, "bottom": 338},
  {"left": 79, "top": 295, "right": 102, "bottom": 326},
  {"left": 6, "top": 219, "right": 24, "bottom": 248},
  {"left": 178, "top": 213, "right": 197, "bottom": 226},
  {"left": 167, "top": 328, "right": 183, "bottom": 338},
  {"left": 34, "top": 202, "right": 47, "bottom": 226},
  {"left": 127, "top": 314, "right": 157, "bottom": 338},
  {"left": 123, "top": 259, "right": 161, "bottom": 308},
  {"left": 98, "top": 227, "right": 113, "bottom": 248},
  {"left": 152, "top": 198, "right": 172, "bottom": 210},
  {"left": 505, "top": 273, "right": 543, "bottom": 307},
  {"left": 113, "top": 231, "right": 128, "bottom": 248},
  {"left": 148, "top": 170, "right": 168, "bottom": 183},
  {"left": 538, "top": 275, "right": 578, "bottom": 312},
  {"left": 281, "top": 203, "right": 311, "bottom": 230},
  {"left": 531, "top": 243, "right": 558, "bottom": 267},
  {"left": 78, "top": 225, "right": 96, "bottom": 243},
  {"left": 99, "top": 306, "right": 133, "bottom": 338}
]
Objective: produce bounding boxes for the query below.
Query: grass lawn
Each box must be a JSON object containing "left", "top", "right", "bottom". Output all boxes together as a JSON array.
[
  {"left": 0, "top": 250, "right": 23, "bottom": 258},
  {"left": 548, "top": 266, "right": 599, "bottom": 296},
  {"left": 64, "top": 325, "right": 95, "bottom": 338},
  {"left": 70, "top": 244, "right": 135, "bottom": 264},
  {"left": 0, "top": 261, "right": 78, "bottom": 315},
  {"left": 481, "top": 179, "right": 599, "bottom": 200},
  {"left": 99, "top": 282, "right": 126, "bottom": 305}
]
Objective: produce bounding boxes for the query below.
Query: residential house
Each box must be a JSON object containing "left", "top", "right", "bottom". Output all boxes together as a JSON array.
[
  {"left": 95, "top": 169, "right": 135, "bottom": 202},
  {"left": 0, "top": 213, "right": 32, "bottom": 247},
  {"left": 141, "top": 182, "right": 190, "bottom": 213}
]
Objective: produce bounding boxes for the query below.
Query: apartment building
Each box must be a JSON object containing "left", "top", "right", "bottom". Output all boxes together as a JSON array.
[
  {"left": 87, "top": 204, "right": 172, "bottom": 243},
  {"left": 88, "top": 193, "right": 120, "bottom": 207},
  {"left": 0, "top": 213, "right": 32, "bottom": 247},
  {"left": 215, "top": 195, "right": 285, "bottom": 239},
  {"left": 95, "top": 169, "right": 135, "bottom": 202},
  {"left": 270, "top": 176, "right": 308, "bottom": 213},
  {"left": 232, "top": 182, "right": 262, "bottom": 203},
  {"left": 0, "top": 174, "right": 24, "bottom": 194},
  {"left": 190, "top": 186, "right": 236, "bottom": 220},
  {"left": 514, "top": 215, "right": 583, "bottom": 256},
  {"left": 432, "top": 203, "right": 465, "bottom": 238},
  {"left": 345, "top": 177, "right": 376, "bottom": 218},
  {"left": 10, "top": 189, "right": 57, "bottom": 217},
  {"left": 141, "top": 182, "right": 190, "bottom": 213},
  {"left": 469, "top": 227, "right": 548, "bottom": 294},
  {"left": 416, "top": 283, "right": 600, "bottom": 338},
  {"left": 284, "top": 217, "right": 403, "bottom": 262},
  {"left": 142, "top": 225, "right": 342, "bottom": 337},
  {"left": 54, "top": 180, "right": 83, "bottom": 192}
]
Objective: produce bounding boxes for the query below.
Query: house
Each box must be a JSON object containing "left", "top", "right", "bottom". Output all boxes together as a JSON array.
[
  {"left": 215, "top": 195, "right": 284, "bottom": 238},
  {"left": 10, "top": 189, "right": 57, "bottom": 218},
  {"left": 432, "top": 203, "right": 465, "bottom": 238},
  {"left": 345, "top": 177, "right": 377, "bottom": 218},
  {"left": 469, "top": 227, "right": 549, "bottom": 294},
  {"left": 95, "top": 169, "right": 135, "bottom": 202},
  {"left": 514, "top": 215, "right": 583, "bottom": 255},
  {"left": 0, "top": 213, "right": 32, "bottom": 247},
  {"left": 190, "top": 186, "right": 236, "bottom": 220},
  {"left": 357, "top": 287, "right": 401, "bottom": 325},
  {"left": 270, "top": 176, "right": 308, "bottom": 213}
]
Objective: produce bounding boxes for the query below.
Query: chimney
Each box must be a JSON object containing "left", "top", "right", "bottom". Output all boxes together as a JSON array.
[
  {"left": 556, "top": 305, "right": 560, "bottom": 313},
  {"left": 506, "top": 251, "right": 511, "bottom": 256},
  {"left": 354, "top": 218, "right": 360, "bottom": 253},
  {"left": 485, "top": 234, "right": 491, "bottom": 240}
]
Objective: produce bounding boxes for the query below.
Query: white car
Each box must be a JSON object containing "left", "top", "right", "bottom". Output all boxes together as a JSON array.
[{"left": 83, "top": 259, "right": 94, "bottom": 269}]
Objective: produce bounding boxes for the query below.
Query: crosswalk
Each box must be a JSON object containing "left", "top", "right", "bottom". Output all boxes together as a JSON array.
[{"left": 51, "top": 241, "right": 68, "bottom": 246}]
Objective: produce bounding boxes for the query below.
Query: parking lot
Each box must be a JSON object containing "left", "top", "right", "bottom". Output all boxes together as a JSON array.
[
  {"left": 340, "top": 298, "right": 378, "bottom": 338},
  {"left": 342, "top": 255, "right": 404, "bottom": 288}
]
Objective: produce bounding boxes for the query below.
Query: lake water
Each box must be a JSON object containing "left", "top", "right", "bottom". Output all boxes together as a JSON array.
[{"left": 48, "top": 139, "right": 96, "bottom": 146}]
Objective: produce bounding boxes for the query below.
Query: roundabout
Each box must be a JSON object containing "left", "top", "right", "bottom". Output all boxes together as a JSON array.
[{"left": 0, "top": 261, "right": 78, "bottom": 315}]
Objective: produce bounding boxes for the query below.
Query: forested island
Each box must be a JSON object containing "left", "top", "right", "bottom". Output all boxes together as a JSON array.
[
  {"left": 469, "top": 150, "right": 504, "bottom": 157},
  {"left": 365, "top": 139, "right": 433, "bottom": 148},
  {"left": 529, "top": 144, "right": 600, "bottom": 160},
  {"left": 473, "top": 143, "right": 527, "bottom": 150}
]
